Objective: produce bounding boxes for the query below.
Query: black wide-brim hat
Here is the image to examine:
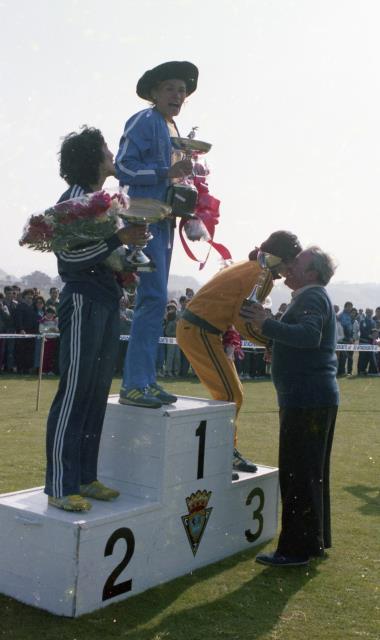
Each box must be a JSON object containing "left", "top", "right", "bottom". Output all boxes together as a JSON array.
[{"left": 136, "top": 61, "right": 199, "bottom": 100}]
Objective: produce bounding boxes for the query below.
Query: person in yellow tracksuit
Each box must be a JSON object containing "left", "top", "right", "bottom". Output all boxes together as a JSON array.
[{"left": 176, "top": 230, "right": 302, "bottom": 475}]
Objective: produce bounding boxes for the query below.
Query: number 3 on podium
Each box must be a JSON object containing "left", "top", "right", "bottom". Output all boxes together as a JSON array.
[{"left": 245, "top": 487, "right": 265, "bottom": 542}]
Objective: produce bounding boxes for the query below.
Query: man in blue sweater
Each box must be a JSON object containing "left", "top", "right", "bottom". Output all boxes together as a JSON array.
[{"left": 240, "top": 246, "right": 339, "bottom": 566}]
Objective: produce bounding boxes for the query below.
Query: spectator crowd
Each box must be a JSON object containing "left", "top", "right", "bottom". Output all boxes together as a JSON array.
[
  {"left": 1, "top": 284, "right": 379, "bottom": 379},
  {"left": 0, "top": 285, "right": 60, "bottom": 375},
  {"left": 334, "top": 302, "right": 380, "bottom": 376}
]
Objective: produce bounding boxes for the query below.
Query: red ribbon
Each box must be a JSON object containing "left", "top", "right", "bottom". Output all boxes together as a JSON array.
[{"left": 179, "top": 176, "right": 231, "bottom": 270}]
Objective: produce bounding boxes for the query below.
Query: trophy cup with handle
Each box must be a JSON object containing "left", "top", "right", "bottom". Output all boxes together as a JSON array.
[
  {"left": 168, "top": 128, "right": 212, "bottom": 219},
  {"left": 243, "top": 252, "right": 283, "bottom": 307},
  {"left": 119, "top": 197, "right": 172, "bottom": 272}
]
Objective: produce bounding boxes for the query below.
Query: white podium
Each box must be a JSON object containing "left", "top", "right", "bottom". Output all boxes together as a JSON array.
[{"left": 0, "top": 395, "right": 279, "bottom": 617}]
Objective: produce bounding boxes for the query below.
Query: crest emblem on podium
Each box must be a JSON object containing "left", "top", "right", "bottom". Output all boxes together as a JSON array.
[{"left": 181, "top": 489, "right": 213, "bottom": 556}]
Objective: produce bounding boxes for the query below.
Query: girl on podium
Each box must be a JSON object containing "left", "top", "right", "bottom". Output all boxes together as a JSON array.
[{"left": 115, "top": 61, "right": 198, "bottom": 409}]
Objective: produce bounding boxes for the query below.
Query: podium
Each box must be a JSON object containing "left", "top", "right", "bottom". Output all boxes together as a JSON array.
[{"left": 0, "top": 395, "right": 279, "bottom": 617}]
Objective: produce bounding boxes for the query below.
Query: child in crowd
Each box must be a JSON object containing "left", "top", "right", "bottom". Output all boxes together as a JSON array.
[{"left": 39, "top": 306, "right": 59, "bottom": 374}]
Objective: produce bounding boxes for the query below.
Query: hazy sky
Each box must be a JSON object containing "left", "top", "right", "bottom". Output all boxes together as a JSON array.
[{"left": 1, "top": 0, "right": 380, "bottom": 285}]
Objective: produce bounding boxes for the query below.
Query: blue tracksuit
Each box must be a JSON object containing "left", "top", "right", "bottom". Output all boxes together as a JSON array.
[
  {"left": 116, "top": 108, "right": 176, "bottom": 390},
  {"left": 45, "top": 185, "right": 123, "bottom": 497}
]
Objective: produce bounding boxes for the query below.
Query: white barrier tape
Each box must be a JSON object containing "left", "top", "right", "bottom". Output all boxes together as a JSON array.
[
  {"left": 0, "top": 334, "right": 379, "bottom": 352},
  {"left": 240, "top": 342, "right": 379, "bottom": 352},
  {"left": 335, "top": 343, "right": 379, "bottom": 352}
]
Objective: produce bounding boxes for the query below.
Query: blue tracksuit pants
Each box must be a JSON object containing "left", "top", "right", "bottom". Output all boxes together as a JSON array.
[
  {"left": 122, "top": 220, "right": 173, "bottom": 390},
  {"left": 45, "top": 293, "right": 119, "bottom": 497}
]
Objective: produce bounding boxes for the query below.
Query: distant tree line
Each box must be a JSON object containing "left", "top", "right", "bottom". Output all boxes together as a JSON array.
[{"left": 0, "top": 270, "right": 62, "bottom": 296}]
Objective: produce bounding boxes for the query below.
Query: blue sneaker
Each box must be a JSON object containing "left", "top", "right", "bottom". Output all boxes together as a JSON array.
[
  {"left": 147, "top": 383, "right": 177, "bottom": 404},
  {"left": 119, "top": 387, "right": 162, "bottom": 409}
]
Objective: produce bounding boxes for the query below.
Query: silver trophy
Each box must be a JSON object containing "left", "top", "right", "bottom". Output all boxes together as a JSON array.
[
  {"left": 120, "top": 198, "right": 172, "bottom": 271},
  {"left": 169, "top": 129, "right": 212, "bottom": 219},
  {"left": 170, "top": 133, "right": 212, "bottom": 158},
  {"left": 244, "top": 252, "right": 283, "bottom": 306}
]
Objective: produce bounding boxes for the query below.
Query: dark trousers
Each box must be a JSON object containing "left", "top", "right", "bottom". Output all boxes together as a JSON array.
[
  {"left": 15, "top": 337, "right": 35, "bottom": 373},
  {"left": 45, "top": 294, "right": 119, "bottom": 497},
  {"left": 358, "top": 350, "right": 379, "bottom": 374},
  {"left": 338, "top": 348, "right": 353, "bottom": 375},
  {"left": 277, "top": 405, "right": 338, "bottom": 558},
  {"left": 180, "top": 350, "right": 190, "bottom": 377}
]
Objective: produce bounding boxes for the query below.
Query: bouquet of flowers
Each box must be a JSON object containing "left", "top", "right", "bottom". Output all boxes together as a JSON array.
[
  {"left": 19, "top": 190, "right": 137, "bottom": 285},
  {"left": 20, "top": 190, "right": 128, "bottom": 252}
]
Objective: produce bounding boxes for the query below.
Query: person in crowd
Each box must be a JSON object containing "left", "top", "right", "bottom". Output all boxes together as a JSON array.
[
  {"left": 358, "top": 308, "right": 377, "bottom": 375},
  {"left": 337, "top": 301, "right": 354, "bottom": 376},
  {"left": 12, "top": 285, "right": 21, "bottom": 302},
  {"left": 13, "top": 289, "right": 40, "bottom": 374},
  {"left": 164, "top": 302, "right": 181, "bottom": 376},
  {"left": 185, "top": 287, "right": 195, "bottom": 300},
  {"left": 3, "top": 286, "right": 18, "bottom": 311},
  {"left": 1, "top": 286, "right": 17, "bottom": 372},
  {"left": 33, "top": 295, "right": 46, "bottom": 370},
  {"left": 178, "top": 295, "right": 191, "bottom": 377},
  {"left": 177, "top": 230, "right": 302, "bottom": 476},
  {"left": 334, "top": 305, "right": 344, "bottom": 347},
  {"left": 115, "top": 60, "right": 197, "bottom": 409},
  {"left": 351, "top": 308, "right": 360, "bottom": 344},
  {"left": 39, "top": 306, "right": 59, "bottom": 374},
  {"left": 373, "top": 307, "right": 380, "bottom": 331},
  {"left": 44, "top": 126, "right": 148, "bottom": 512},
  {"left": 370, "top": 329, "right": 380, "bottom": 374},
  {"left": 178, "top": 296, "right": 188, "bottom": 315},
  {"left": 0, "top": 295, "right": 8, "bottom": 371},
  {"left": 241, "top": 246, "right": 338, "bottom": 567},
  {"left": 357, "top": 308, "right": 364, "bottom": 322},
  {"left": 33, "top": 296, "right": 46, "bottom": 323},
  {"left": 235, "top": 338, "right": 253, "bottom": 381},
  {"left": 46, "top": 287, "right": 60, "bottom": 315}
]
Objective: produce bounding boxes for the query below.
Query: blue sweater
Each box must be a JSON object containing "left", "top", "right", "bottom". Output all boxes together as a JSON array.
[{"left": 262, "top": 286, "right": 339, "bottom": 408}]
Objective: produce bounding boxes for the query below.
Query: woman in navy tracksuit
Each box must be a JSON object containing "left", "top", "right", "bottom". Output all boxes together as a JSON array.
[
  {"left": 45, "top": 127, "right": 147, "bottom": 511},
  {"left": 115, "top": 60, "right": 198, "bottom": 408}
]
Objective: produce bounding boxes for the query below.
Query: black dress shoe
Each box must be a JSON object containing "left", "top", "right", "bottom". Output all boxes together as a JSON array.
[
  {"left": 232, "top": 472, "right": 239, "bottom": 481},
  {"left": 232, "top": 448, "right": 258, "bottom": 473},
  {"left": 256, "top": 551, "right": 309, "bottom": 567}
]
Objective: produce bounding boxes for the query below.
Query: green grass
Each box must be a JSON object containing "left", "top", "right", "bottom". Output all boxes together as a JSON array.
[{"left": 0, "top": 375, "right": 379, "bottom": 639}]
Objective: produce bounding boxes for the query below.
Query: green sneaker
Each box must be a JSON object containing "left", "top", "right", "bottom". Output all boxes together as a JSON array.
[
  {"left": 119, "top": 387, "right": 162, "bottom": 408},
  {"left": 48, "top": 494, "right": 92, "bottom": 512},
  {"left": 148, "top": 382, "right": 177, "bottom": 404},
  {"left": 80, "top": 480, "right": 120, "bottom": 501}
]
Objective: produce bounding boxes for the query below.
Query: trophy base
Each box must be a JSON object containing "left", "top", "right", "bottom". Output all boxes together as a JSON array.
[
  {"left": 174, "top": 212, "right": 197, "bottom": 221},
  {"left": 124, "top": 248, "right": 156, "bottom": 272},
  {"left": 135, "top": 261, "right": 156, "bottom": 272},
  {"left": 239, "top": 298, "right": 258, "bottom": 319},
  {"left": 242, "top": 297, "right": 259, "bottom": 307},
  {"left": 125, "top": 259, "right": 156, "bottom": 273}
]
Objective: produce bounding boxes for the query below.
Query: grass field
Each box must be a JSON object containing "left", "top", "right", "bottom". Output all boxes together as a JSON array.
[{"left": 0, "top": 374, "right": 379, "bottom": 640}]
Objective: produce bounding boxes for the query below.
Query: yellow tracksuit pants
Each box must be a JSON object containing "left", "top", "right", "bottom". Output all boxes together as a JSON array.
[{"left": 176, "top": 318, "right": 243, "bottom": 446}]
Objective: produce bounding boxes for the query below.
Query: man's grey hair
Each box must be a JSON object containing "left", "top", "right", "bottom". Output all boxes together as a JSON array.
[{"left": 306, "top": 246, "right": 337, "bottom": 286}]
